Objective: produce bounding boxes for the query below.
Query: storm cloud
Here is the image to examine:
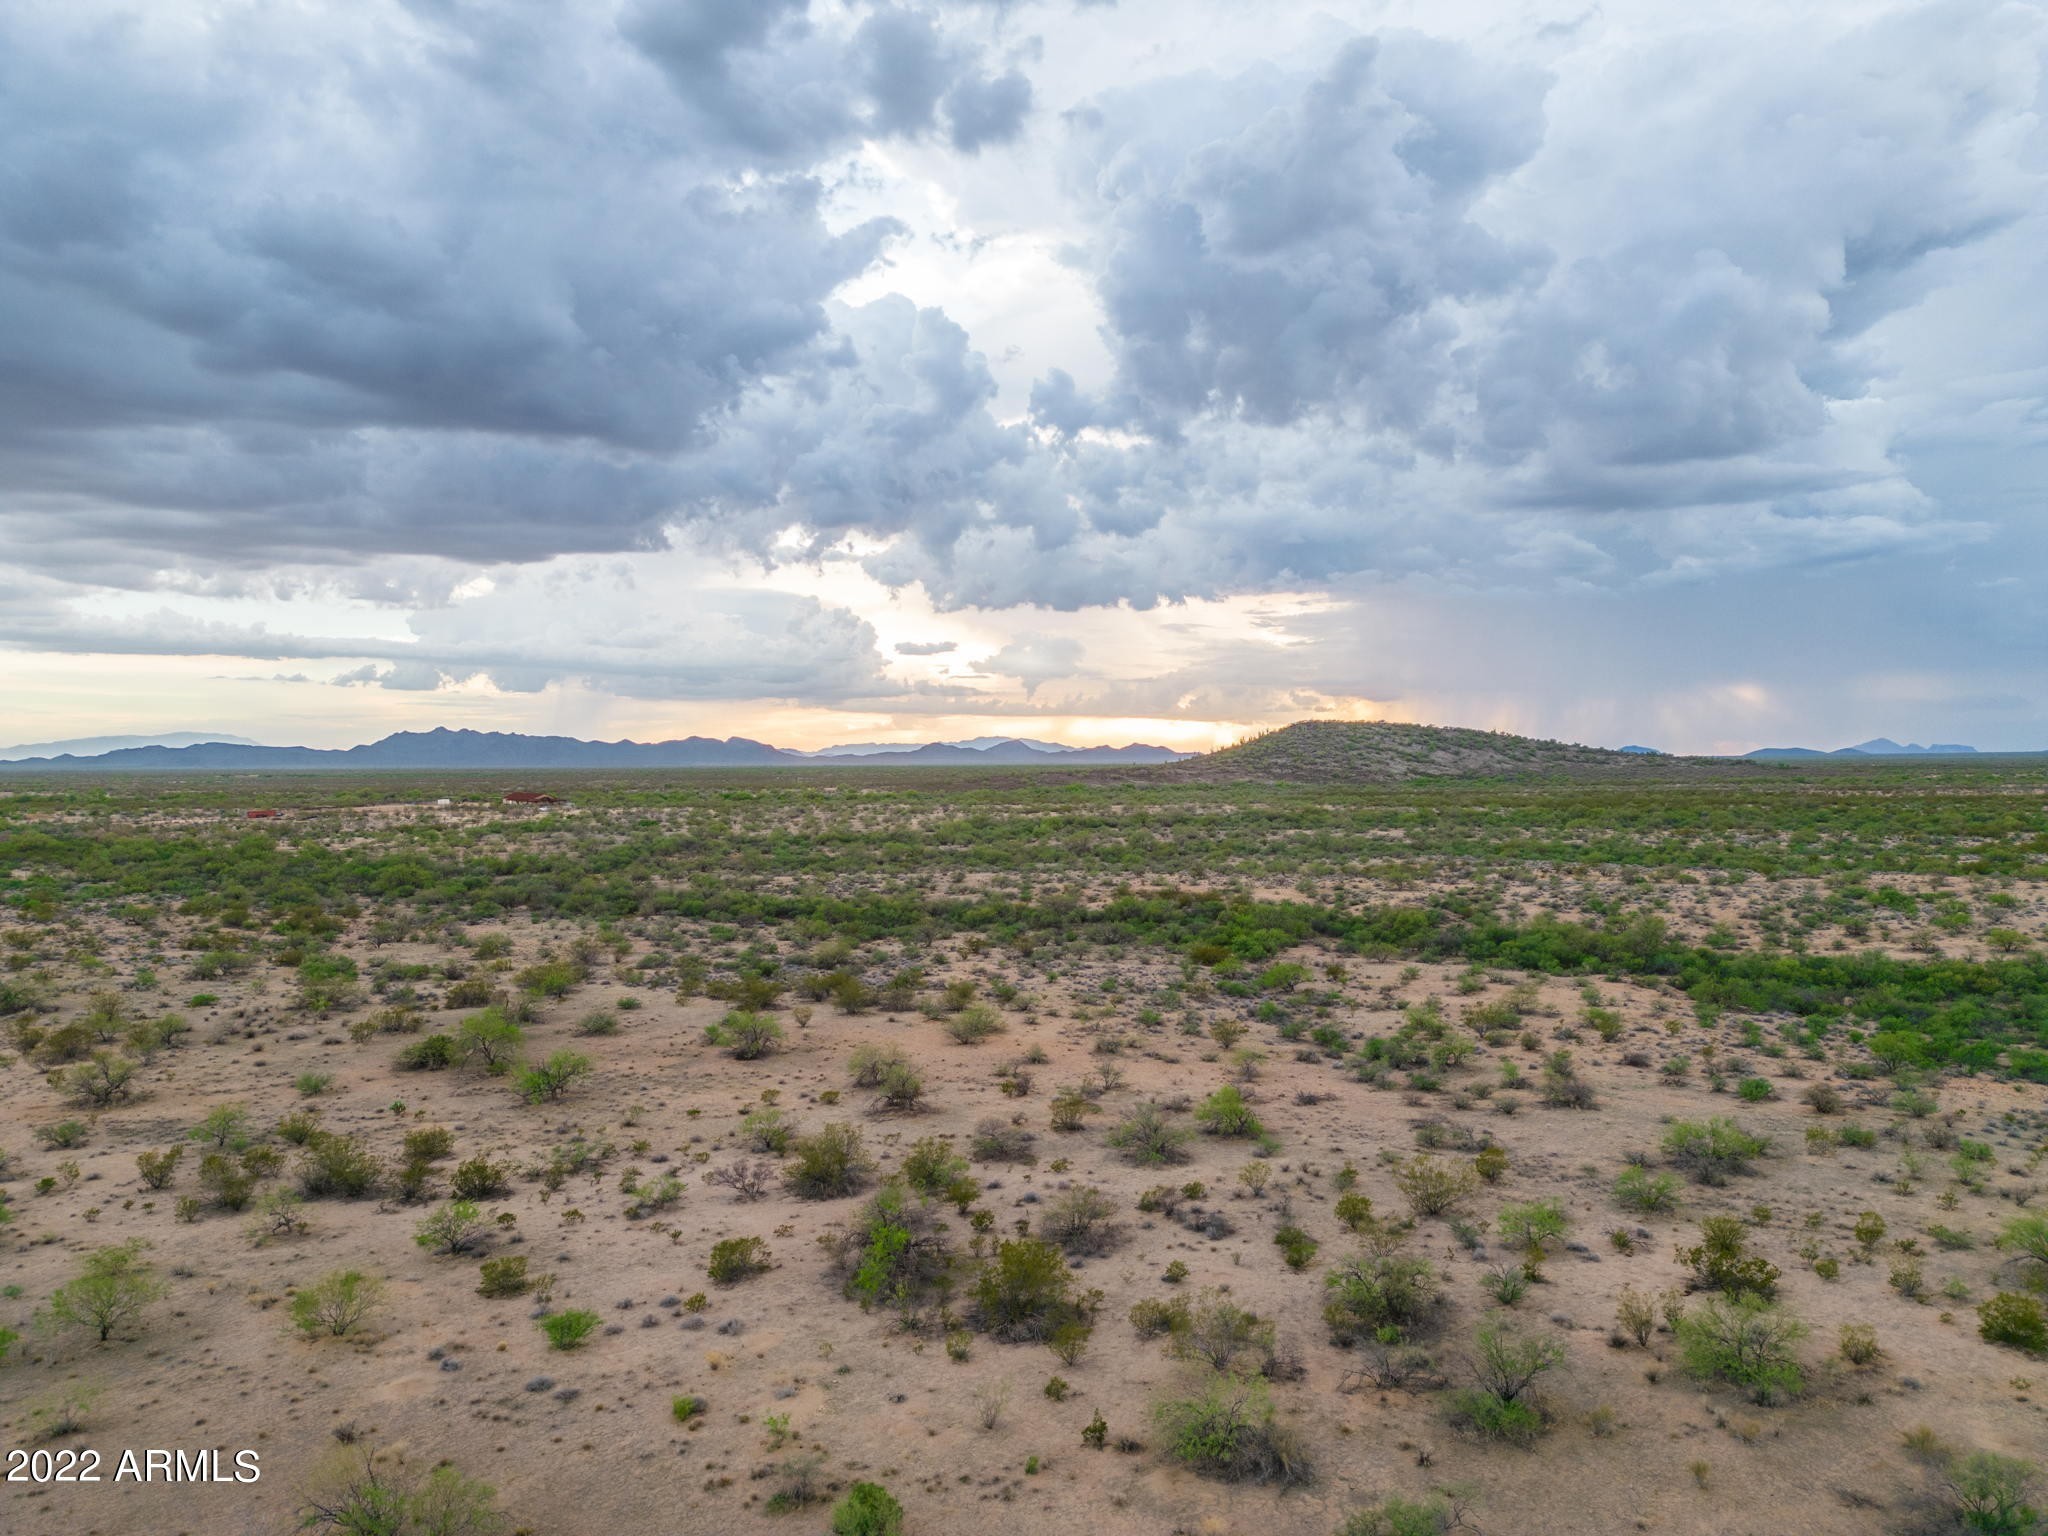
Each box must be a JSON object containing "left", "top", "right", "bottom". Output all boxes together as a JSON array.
[{"left": 1, "top": 0, "right": 2044, "bottom": 747}]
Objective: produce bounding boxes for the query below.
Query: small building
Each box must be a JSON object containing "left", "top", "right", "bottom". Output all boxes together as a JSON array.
[
  {"left": 502, "top": 792, "right": 561, "bottom": 805},
  {"left": 245, "top": 808, "right": 281, "bottom": 819}
]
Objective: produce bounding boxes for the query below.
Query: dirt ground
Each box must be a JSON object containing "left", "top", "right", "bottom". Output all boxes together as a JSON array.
[{"left": 3, "top": 919, "right": 2045, "bottom": 1536}]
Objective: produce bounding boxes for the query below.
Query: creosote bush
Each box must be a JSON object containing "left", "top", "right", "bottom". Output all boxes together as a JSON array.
[
  {"left": 784, "top": 1123, "right": 876, "bottom": 1199},
  {"left": 1978, "top": 1293, "right": 2047, "bottom": 1355},
  {"left": 294, "top": 1445, "right": 506, "bottom": 1536},
  {"left": 1676, "top": 1294, "right": 1808, "bottom": 1403},
  {"left": 1662, "top": 1117, "right": 1771, "bottom": 1185},
  {"left": 1152, "top": 1374, "right": 1311, "bottom": 1486},
  {"left": 539, "top": 1309, "right": 600, "bottom": 1350},
  {"left": 973, "top": 1237, "right": 1086, "bottom": 1341},
  {"left": 1106, "top": 1101, "right": 1193, "bottom": 1165},
  {"left": 704, "top": 1009, "right": 784, "bottom": 1059},
  {"left": 414, "top": 1200, "right": 488, "bottom": 1256},
  {"left": 829, "top": 1481, "right": 904, "bottom": 1536},
  {"left": 516, "top": 1050, "right": 593, "bottom": 1103},
  {"left": 1445, "top": 1316, "right": 1564, "bottom": 1444},
  {"left": 1394, "top": 1155, "right": 1478, "bottom": 1218},
  {"left": 707, "top": 1236, "right": 772, "bottom": 1284},
  {"left": 477, "top": 1257, "right": 530, "bottom": 1298},
  {"left": 290, "top": 1270, "right": 384, "bottom": 1338}
]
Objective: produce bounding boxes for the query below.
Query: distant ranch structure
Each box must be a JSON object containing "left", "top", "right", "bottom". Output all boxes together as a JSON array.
[{"left": 501, "top": 791, "right": 562, "bottom": 805}]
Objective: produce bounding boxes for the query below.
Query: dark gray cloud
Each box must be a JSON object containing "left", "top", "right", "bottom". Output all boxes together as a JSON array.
[
  {"left": 1056, "top": 36, "right": 1548, "bottom": 435},
  {"left": 0, "top": 0, "right": 1022, "bottom": 581},
  {"left": 621, "top": 0, "right": 1034, "bottom": 163}
]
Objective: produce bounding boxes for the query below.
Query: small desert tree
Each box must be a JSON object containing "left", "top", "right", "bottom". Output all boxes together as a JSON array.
[
  {"left": 516, "top": 1050, "right": 593, "bottom": 1103},
  {"left": 290, "top": 1270, "right": 384, "bottom": 1338},
  {"left": 704, "top": 1010, "right": 784, "bottom": 1059},
  {"left": 295, "top": 1444, "right": 506, "bottom": 1536},
  {"left": 414, "top": 1200, "right": 488, "bottom": 1256},
  {"left": 43, "top": 1241, "right": 169, "bottom": 1343},
  {"left": 1445, "top": 1317, "right": 1564, "bottom": 1443},
  {"left": 1676, "top": 1294, "right": 1808, "bottom": 1404}
]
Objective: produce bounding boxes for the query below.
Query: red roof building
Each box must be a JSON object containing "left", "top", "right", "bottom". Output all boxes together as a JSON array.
[{"left": 502, "top": 792, "right": 561, "bottom": 805}]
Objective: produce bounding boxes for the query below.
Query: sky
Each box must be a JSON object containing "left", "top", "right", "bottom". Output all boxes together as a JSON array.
[{"left": 1, "top": 0, "right": 2044, "bottom": 755}]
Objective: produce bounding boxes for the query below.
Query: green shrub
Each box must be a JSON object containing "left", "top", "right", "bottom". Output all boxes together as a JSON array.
[
  {"left": 198, "top": 1151, "right": 257, "bottom": 1211},
  {"left": 397, "top": 1033, "right": 457, "bottom": 1070},
  {"left": 900, "top": 1137, "right": 968, "bottom": 1195},
  {"left": 1444, "top": 1317, "right": 1564, "bottom": 1443},
  {"left": 1676, "top": 1294, "right": 1808, "bottom": 1403},
  {"left": 830, "top": 1482, "right": 904, "bottom": 1536},
  {"left": 1039, "top": 1186, "right": 1119, "bottom": 1256},
  {"left": 707, "top": 1236, "right": 772, "bottom": 1284},
  {"left": 290, "top": 1451, "right": 503, "bottom": 1535},
  {"left": 1338, "top": 1493, "right": 1461, "bottom": 1536},
  {"left": 1676, "top": 1216, "right": 1781, "bottom": 1298},
  {"left": 449, "top": 1156, "right": 509, "bottom": 1201},
  {"left": 516, "top": 1050, "right": 593, "bottom": 1103},
  {"left": 1662, "top": 1117, "right": 1770, "bottom": 1185},
  {"left": 289, "top": 1270, "right": 383, "bottom": 1337},
  {"left": 1152, "top": 1374, "right": 1311, "bottom": 1486},
  {"left": 42, "top": 1241, "right": 168, "bottom": 1342},
  {"left": 401, "top": 1126, "right": 454, "bottom": 1163},
  {"left": 1735, "top": 1076, "right": 1774, "bottom": 1102},
  {"left": 1978, "top": 1293, "right": 2047, "bottom": 1355},
  {"left": 574, "top": 1008, "right": 619, "bottom": 1036},
  {"left": 64, "top": 1051, "right": 138, "bottom": 1107},
  {"left": 943, "top": 1005, "right": 1005, "bottom": 1044},
  {"left": 1998, "top": 1216, "right": 2048, "bottom": 1283},
  {"left": 1106, "top": 1101, "right": 1193, "bottom": 1165},
  {"left": 1130, "top": 1295, "right": 1193, "bottom": 1340},
  {"left": 135, "top": 1146, "right": 182, "bottom": 1191},
  {"left": 741, "top": 1106, "right": 795, "bottom": 1155},
  {"left": 1498, "top": 1199, "right": 1567, "bottom": 1259},
  {"left": 1322, "top": 1240, "right": 1440, "bottom": 1344},
  {"left": 516, "top": 960, "right": 581, "bottom": 998},
  {"left": 1275, "top": 1225, "right": 1319, "bottom": 1271},
  {"left": 1943, "top": 1449, "right": 2042, "bottom": 1536},
  {"left": 1194, "top": 1084, "right": 1267, "bottom": 1143},
  {"left": 671, "top": 1393, "right": 707, "bottom": 1423},
  {"left": 539, "top": 1309, "right": 600, "bottom": 1350},
  {"left": 414, "top": 1200, "right": 487, "bottom": 1256},
  {"left": 1393, "top": 1155, "right": 1478, "bottom": 1218},
  {"left": 784, "top": 1123, "right": 876, "bottom": 1199},
  {"left": 1613, "top": 1165, "right": 1681, "bottom": 1213},
  {"left": 843, "top": 1183, "right": 953, "bottom": 1310},
  {"left": 298, "top": 1132, "right": 382, "bottom": 1199},
  {"left": 477, "top": 1257, "right": 530, "bottom": 1298},
  {"left": 453, "top": 1007, "right": 524, "bottom": 1075},
  {"left": 704, "top": 1010, "right": 784, "bottom": 1059},
  {"left": 973, "top": 1237, "right": 1083, "bottom": 1341},
  {"left": 848, "top": 1043, "right": 909, "bottom": 1087}
]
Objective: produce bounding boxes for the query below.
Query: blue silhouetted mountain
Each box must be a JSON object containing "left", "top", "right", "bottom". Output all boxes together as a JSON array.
[
  {"left": 0, "top": 727, "right": 1191, "bottom": 772},
  {"left": 1743, "top": 738, "right": 1984, "bottom": 760}
]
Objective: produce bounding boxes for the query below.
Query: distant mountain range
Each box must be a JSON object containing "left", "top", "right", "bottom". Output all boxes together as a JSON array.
[
  {"left": 1743, "top": 737, "right": 1982, "bottom": 760},
  {"left": 0, "top": 727, "right": 1191, "bottom": 772},
  {"left": 806, "top": 736, "right": 1076, "bottom": 757},
  {"left": 0, "top": 730, "right": 261, "bottom": 762}
]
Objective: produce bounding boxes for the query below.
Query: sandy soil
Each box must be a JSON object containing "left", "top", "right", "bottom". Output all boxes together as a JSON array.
[{"left": 2, "top": 923, "right": 2045, "bottom": 1536}]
